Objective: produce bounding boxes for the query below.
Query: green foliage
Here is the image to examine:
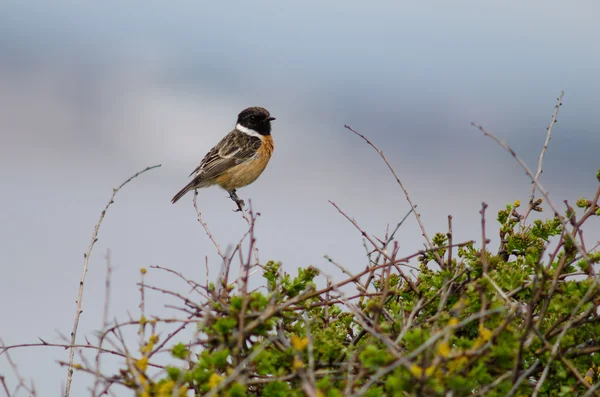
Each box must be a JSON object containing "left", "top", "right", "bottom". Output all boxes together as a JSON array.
[
  {"left": 576, "top": 198, "right": 592, "bottom": 209},
  {"left": 171, "top": 343, "right": 189, "bottom": 360}
]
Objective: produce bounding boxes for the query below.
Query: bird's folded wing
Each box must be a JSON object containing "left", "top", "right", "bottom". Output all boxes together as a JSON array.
[{"left": 188, "top": 131, "right": 262, "bottom": 181}]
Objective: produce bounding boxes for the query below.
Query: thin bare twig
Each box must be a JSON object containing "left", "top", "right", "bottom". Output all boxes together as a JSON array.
[
  {"left": 523, "top": 91, "right": 564, "bottom": 224},
  {"left": 480, "top": 202, "right": 489, "bottom": 274},
  {"left": 344, "top": 125, "right": 443, "bottom": 266},
  {"left": 101, "top": 250, "right": 113, "bottom": 329},
  {"left": 1, "top": 342, "right": 161, "bottom": 368},
  {"left": 92, "top": 249, "right": 114, "bottom": 396},
  {"left": 447, "top": 215, "right": 453, "bottom": 267},
  {"left": 193, "top": 191, "right": 226, "bottom": 262},
  {"left": 65, "top": 164, "right": 161, "bottom": 397},
  {"left": 0, "top": 376, "right": 10, "bottom": 397},
  {"left": 0, "top": 338, "right": 37, "bottom": 397},
  {"left": 329, "top": 200, "right": 419, "bottom": 294}
]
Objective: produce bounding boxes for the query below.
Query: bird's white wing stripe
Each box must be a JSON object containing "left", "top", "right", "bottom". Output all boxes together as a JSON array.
[
  {"left": 236, "top": 124, "right": 263, "bottom": 139},
  {"left": 222, "top": 148, "right": 241, "bottom": 158}
]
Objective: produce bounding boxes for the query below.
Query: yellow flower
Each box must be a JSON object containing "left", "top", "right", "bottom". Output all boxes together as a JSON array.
[
  {"left": 448, "top": 317, "right": 459, "bottom": 327},
  {"left": 437, "top": 341, "right": 451, "bottom": 358},
  {"left": 158, "top": 380, "right": 175, "bottom": 395},
  {"left": 136, "top": 357, "right": 148, "bottom": 371},
  {"left": 409, "top": 364, "right": 423, "bottom": 377},
  {"left": 409, "top": 364, "right": 435, "bottom": 377},
  {"left": 140, "top": 267, "right": 147, "bottom": 275},
  {"left": 425, "top": 366, "right": 435, "bottom": 377},
  {"left": 474, "top": 325, "right": 493, "bottom": 348},
  {"left": 208, "top": 373, "right": 223, "bottom": 389},
  {"left": 141, "top": 341, "right": 154, "bottom": 354},
  {"left": 448, "top": 356, "right": 468, "bottom": 373},
  {"left": 140, "top": 334, "right": 159, "bottom": 354},
  {"left": 291, "top": 335, "right": 309, "bottom": 351},
  {"left": 478, "top": 325, "right": 493, "bottom": 342},
  {"left": 513, "top": 200, "right": 521, "bottom": 208},
  {"left": 293, "top": 357, "right": 304, "bottom": 370}
]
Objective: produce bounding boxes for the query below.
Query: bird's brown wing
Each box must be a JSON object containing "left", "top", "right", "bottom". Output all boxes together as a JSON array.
[
  {"left": 189, "top": 130, "right": 262, "bottom": 183},
  {"left": 171, "top": 130, "right": 263, "bottom": 203}
]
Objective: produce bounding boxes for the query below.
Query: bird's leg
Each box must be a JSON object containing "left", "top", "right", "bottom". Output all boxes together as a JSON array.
[{"left": 229, "top": 189, "right": 245, "bottom": 212}]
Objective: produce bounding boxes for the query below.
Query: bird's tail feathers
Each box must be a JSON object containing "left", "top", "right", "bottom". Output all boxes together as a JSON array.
[{"left": 171, "top": 180, "right": 198, "bottom": 204}]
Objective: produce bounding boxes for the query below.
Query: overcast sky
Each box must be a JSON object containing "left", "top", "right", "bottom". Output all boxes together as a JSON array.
[{"left": 1, "top": 1, "right": 599, "bottom": 395}]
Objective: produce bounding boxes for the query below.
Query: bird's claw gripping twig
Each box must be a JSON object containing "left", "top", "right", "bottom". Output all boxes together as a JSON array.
[{"left": 229, "top": 190, "right": 246, "bottom": 212}]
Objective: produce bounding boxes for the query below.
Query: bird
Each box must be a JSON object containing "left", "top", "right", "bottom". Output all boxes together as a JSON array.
[{"left": 171, "top": 106, "right": 276, "bottom": 206}]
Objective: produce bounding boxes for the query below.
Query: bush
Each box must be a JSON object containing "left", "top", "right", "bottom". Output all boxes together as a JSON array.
[
  {"left": 92, "top": 135, "right": 600, "bottom": 395},
  {"left": 113, "top": 190, "right": 600, "bottom": 396}
]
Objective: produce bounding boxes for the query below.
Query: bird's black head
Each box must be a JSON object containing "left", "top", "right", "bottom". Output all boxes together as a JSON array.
[{"left": 236, "top": 107, "right": 275, "bottom": 135}]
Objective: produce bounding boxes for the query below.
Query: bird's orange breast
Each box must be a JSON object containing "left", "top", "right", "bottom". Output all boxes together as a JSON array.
[{"left": 215, "top": 135, "right": 274, "bottom": 191}]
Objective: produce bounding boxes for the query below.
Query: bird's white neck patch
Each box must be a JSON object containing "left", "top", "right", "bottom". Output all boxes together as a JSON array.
[{"left": 236, "top": 124, "right": 262, "bottom": 138}]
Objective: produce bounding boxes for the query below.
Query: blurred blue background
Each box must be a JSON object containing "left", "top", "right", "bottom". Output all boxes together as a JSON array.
[{"left": 1, "top": 1, "right": 599, "bottom": 395}]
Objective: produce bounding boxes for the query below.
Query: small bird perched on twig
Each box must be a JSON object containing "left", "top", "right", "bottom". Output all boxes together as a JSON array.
[{"left": 171, "top": 106, "right": 276, "bottom": 210}]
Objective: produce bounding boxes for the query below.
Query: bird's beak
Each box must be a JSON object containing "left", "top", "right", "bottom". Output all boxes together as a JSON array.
[{"left": 267, "top": 116, "right": 276, "bottom": 121}]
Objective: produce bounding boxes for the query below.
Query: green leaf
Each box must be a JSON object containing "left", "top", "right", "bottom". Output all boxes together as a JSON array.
[{"left": 171, "top": 343, "right": 189, "bottom": 360}]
